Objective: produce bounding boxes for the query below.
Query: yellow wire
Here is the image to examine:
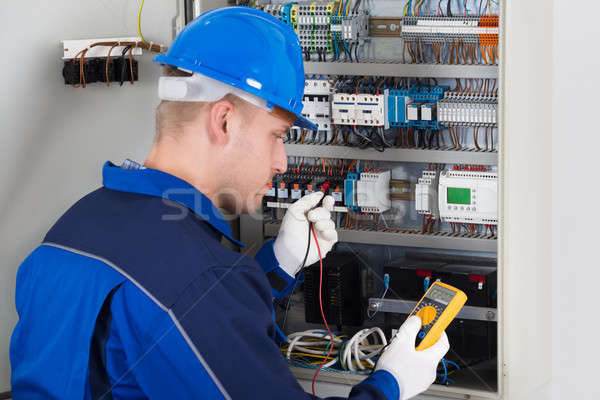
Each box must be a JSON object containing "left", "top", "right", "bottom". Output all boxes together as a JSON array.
[
  {"left": 288, "top": 352, "right": 337, "bottom": 360},
  {"left": 138, "top": 0, "right": 147, "bottom": 43}
]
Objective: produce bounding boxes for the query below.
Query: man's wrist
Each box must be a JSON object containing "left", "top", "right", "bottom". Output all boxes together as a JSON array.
[
  {"left": 255, "top": 240, "right": 298, "bottom": 299},
  {"left": 272, "top": 238, "right": 300, "bottom": 277}
]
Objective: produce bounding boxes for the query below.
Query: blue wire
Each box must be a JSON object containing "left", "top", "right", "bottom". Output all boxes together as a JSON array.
[
  {"left": 440, "top": 359, "right": 448, "bottom": 385},
  {"left": 445, "top": 360, "right": 461, "bottom": 370},
  {"left": 333, "top": 32, "right": 339, "bottom": 60},
  {"left": 342, "top": 40, "right": 351, "bottom": 60}
]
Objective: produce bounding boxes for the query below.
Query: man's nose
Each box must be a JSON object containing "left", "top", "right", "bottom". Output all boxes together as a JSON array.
[{"left": 273, "top": 138, "right": 287, "bottom": 174}]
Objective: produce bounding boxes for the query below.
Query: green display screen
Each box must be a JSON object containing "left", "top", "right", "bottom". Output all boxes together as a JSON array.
[{"left": 447, "top": 187, "right": 471, "bottom": 205}]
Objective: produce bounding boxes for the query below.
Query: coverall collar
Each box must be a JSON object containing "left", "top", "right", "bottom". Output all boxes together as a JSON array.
[{"left": 102, "top": 161, "right": 245, "bottom": 248}]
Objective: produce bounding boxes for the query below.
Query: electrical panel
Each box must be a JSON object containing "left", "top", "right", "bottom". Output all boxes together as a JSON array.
[{"left": 223, "top": 0, "right": 503, "bottom": 397}]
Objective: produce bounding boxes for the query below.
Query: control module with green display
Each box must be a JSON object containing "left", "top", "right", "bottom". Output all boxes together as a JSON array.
[
  {"left": 447, "top": 187, "right": 472, "bottom": 205},
  {"left": 438, "top": 170, "right": 498, "bottom": 225}
]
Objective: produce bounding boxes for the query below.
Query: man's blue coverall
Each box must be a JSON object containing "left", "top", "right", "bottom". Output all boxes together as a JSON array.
[{"left": 9, "top": 161, "right": 399, "bottom": 399}]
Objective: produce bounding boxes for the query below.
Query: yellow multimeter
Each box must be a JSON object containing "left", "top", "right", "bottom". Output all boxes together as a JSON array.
[{"left": 409, "top": 281, "right": 467, "bottom": 351}]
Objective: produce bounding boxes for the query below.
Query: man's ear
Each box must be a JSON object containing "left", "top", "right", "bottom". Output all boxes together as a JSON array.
[{"left": 207, "top": 99, "right": 235, "bottom": 146}]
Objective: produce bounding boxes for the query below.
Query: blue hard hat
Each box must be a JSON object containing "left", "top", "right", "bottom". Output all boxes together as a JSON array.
[{"left": 154, "top": 6, "right": 317, "bottom": 131}]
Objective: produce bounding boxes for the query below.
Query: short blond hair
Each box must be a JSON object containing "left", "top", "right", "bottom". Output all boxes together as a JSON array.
[{"left": 154, "top": 66, "right": 255, "bottom": 141}]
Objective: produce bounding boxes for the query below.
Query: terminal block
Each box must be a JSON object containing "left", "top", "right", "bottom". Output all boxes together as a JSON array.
[
  {"left": 401, "top": 16, "right": 494, "bottom": 44},
  {"left": 401, "top": 15, "right": 499, "bottom": 64},
  {"left": 437, "top": 96, "right": 498, "bottom": 126},
  {"left": 341, "top": 12, "right": 369, "bottom": 41},
  {"left": 297, "top": 1, "right": 338, "bottom": 57}
]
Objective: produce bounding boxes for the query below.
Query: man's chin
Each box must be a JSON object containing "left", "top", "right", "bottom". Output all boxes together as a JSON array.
[{"left": 245, "top": 194, "right": 264, "bottom": 215}]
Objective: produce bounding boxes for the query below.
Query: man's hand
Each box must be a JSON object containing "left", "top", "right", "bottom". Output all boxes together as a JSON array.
[
  {"left": 375, "top": 316, "right": 450, "bottom": 400},
  {"left": 273, "top": 191, "right": 338, "bottom": 277}
]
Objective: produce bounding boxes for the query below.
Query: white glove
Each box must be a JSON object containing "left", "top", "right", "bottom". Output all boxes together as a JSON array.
[
  {"left": 375, "top": 316, "right": 450, "bottom": 400},
  {"left": 273, "top": 191, "right": 338, "bottom": 277}
]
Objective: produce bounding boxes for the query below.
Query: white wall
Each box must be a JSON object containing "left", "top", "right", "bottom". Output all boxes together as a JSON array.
[
  {"left": 0, "top": 0, "right": 177, "bottom": 391},
  {"left": 552, "top": 1, "right": 600, "bottom": 399}
]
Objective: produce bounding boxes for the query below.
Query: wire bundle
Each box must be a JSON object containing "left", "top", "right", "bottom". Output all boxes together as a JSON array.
[
  {"left": 282, "top": 327, "right": 387, "bottom": 372},
  {"left": 331, "top": 0, "right": 363, "bottom": 62},
  {"left": 70, "top": 41, "right": 166, "bottom": 88},
  {"left": 339, "top": 327, "right": 387, "bottom": 371},
  {"left": 285, "top": 330, "right": 344, "bottom": 369}
]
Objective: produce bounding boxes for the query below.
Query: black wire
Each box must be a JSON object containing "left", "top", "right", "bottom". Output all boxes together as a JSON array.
[
  {"left": 345, "top": 42, "right": 353, "bottom": 62},
  {"left": 300, "top": 222, "right": 312, "bottom": 270},
  {"left": 279, "top": 223, "right": 312, "bottom": 332},
  {"left": 119, "top": 45, "right": 132, "bottom": 86},
  {"left": 378, "top": 128, "right": 393, "bottom": 148},
  {"left": 352, "top": 128, "right": 372, "bottom": 143},
  {"left": 417, "top": 129, "right": 425, "bottom": 148},
  {"left": 447, "top": 0, "right": 453, "bottom": 17},
  {"left": 354, "top": 42, "right": 359, "bottom": 62},
  {"left": 427, "top": 129, "right": 435, "bottom": 149}
]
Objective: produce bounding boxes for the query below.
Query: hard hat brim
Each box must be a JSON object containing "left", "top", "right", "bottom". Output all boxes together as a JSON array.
[{"left": 294, "top": 114, "right": 318, "bottom": 131}]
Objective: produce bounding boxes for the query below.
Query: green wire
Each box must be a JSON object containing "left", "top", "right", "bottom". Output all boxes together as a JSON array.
[{"left": 311, "top": 9, "right": 316, "bottom": 52}]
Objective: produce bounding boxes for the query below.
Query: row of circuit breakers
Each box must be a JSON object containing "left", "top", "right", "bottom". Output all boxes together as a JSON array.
[
  {"left": 300, "top": 79, "right": 498, "bottom": 134},
  {"left": 267, "top": 169, "right": 498, "bottom": 225}
]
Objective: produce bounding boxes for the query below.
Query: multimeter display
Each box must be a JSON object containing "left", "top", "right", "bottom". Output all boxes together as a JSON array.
[
  {"left": 425, "top": 285, "right": 456, "bottom": 304},
  {"left": 409, "top": 281, "right": 467, "bottom": 351}
]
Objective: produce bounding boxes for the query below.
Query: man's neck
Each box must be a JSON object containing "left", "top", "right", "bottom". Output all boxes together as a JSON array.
[{"left": 144, "top": 139, "right": 220, "bottom": 207}]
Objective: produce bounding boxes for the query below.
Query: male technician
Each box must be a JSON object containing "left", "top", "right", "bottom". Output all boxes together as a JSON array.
[{"left": 10, "top": 7, "right": 448, "bottom": 400}]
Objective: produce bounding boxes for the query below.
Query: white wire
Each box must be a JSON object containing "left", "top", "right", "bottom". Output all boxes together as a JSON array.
[
  {"left": 342, "top": 327, "right": 387, "bottom": 371},
  {"left": 284, "top": 328, "right": 387, "bottom": 371},
  {"left": 286, "top": 330, "right": 343, "bottom": 360}
]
